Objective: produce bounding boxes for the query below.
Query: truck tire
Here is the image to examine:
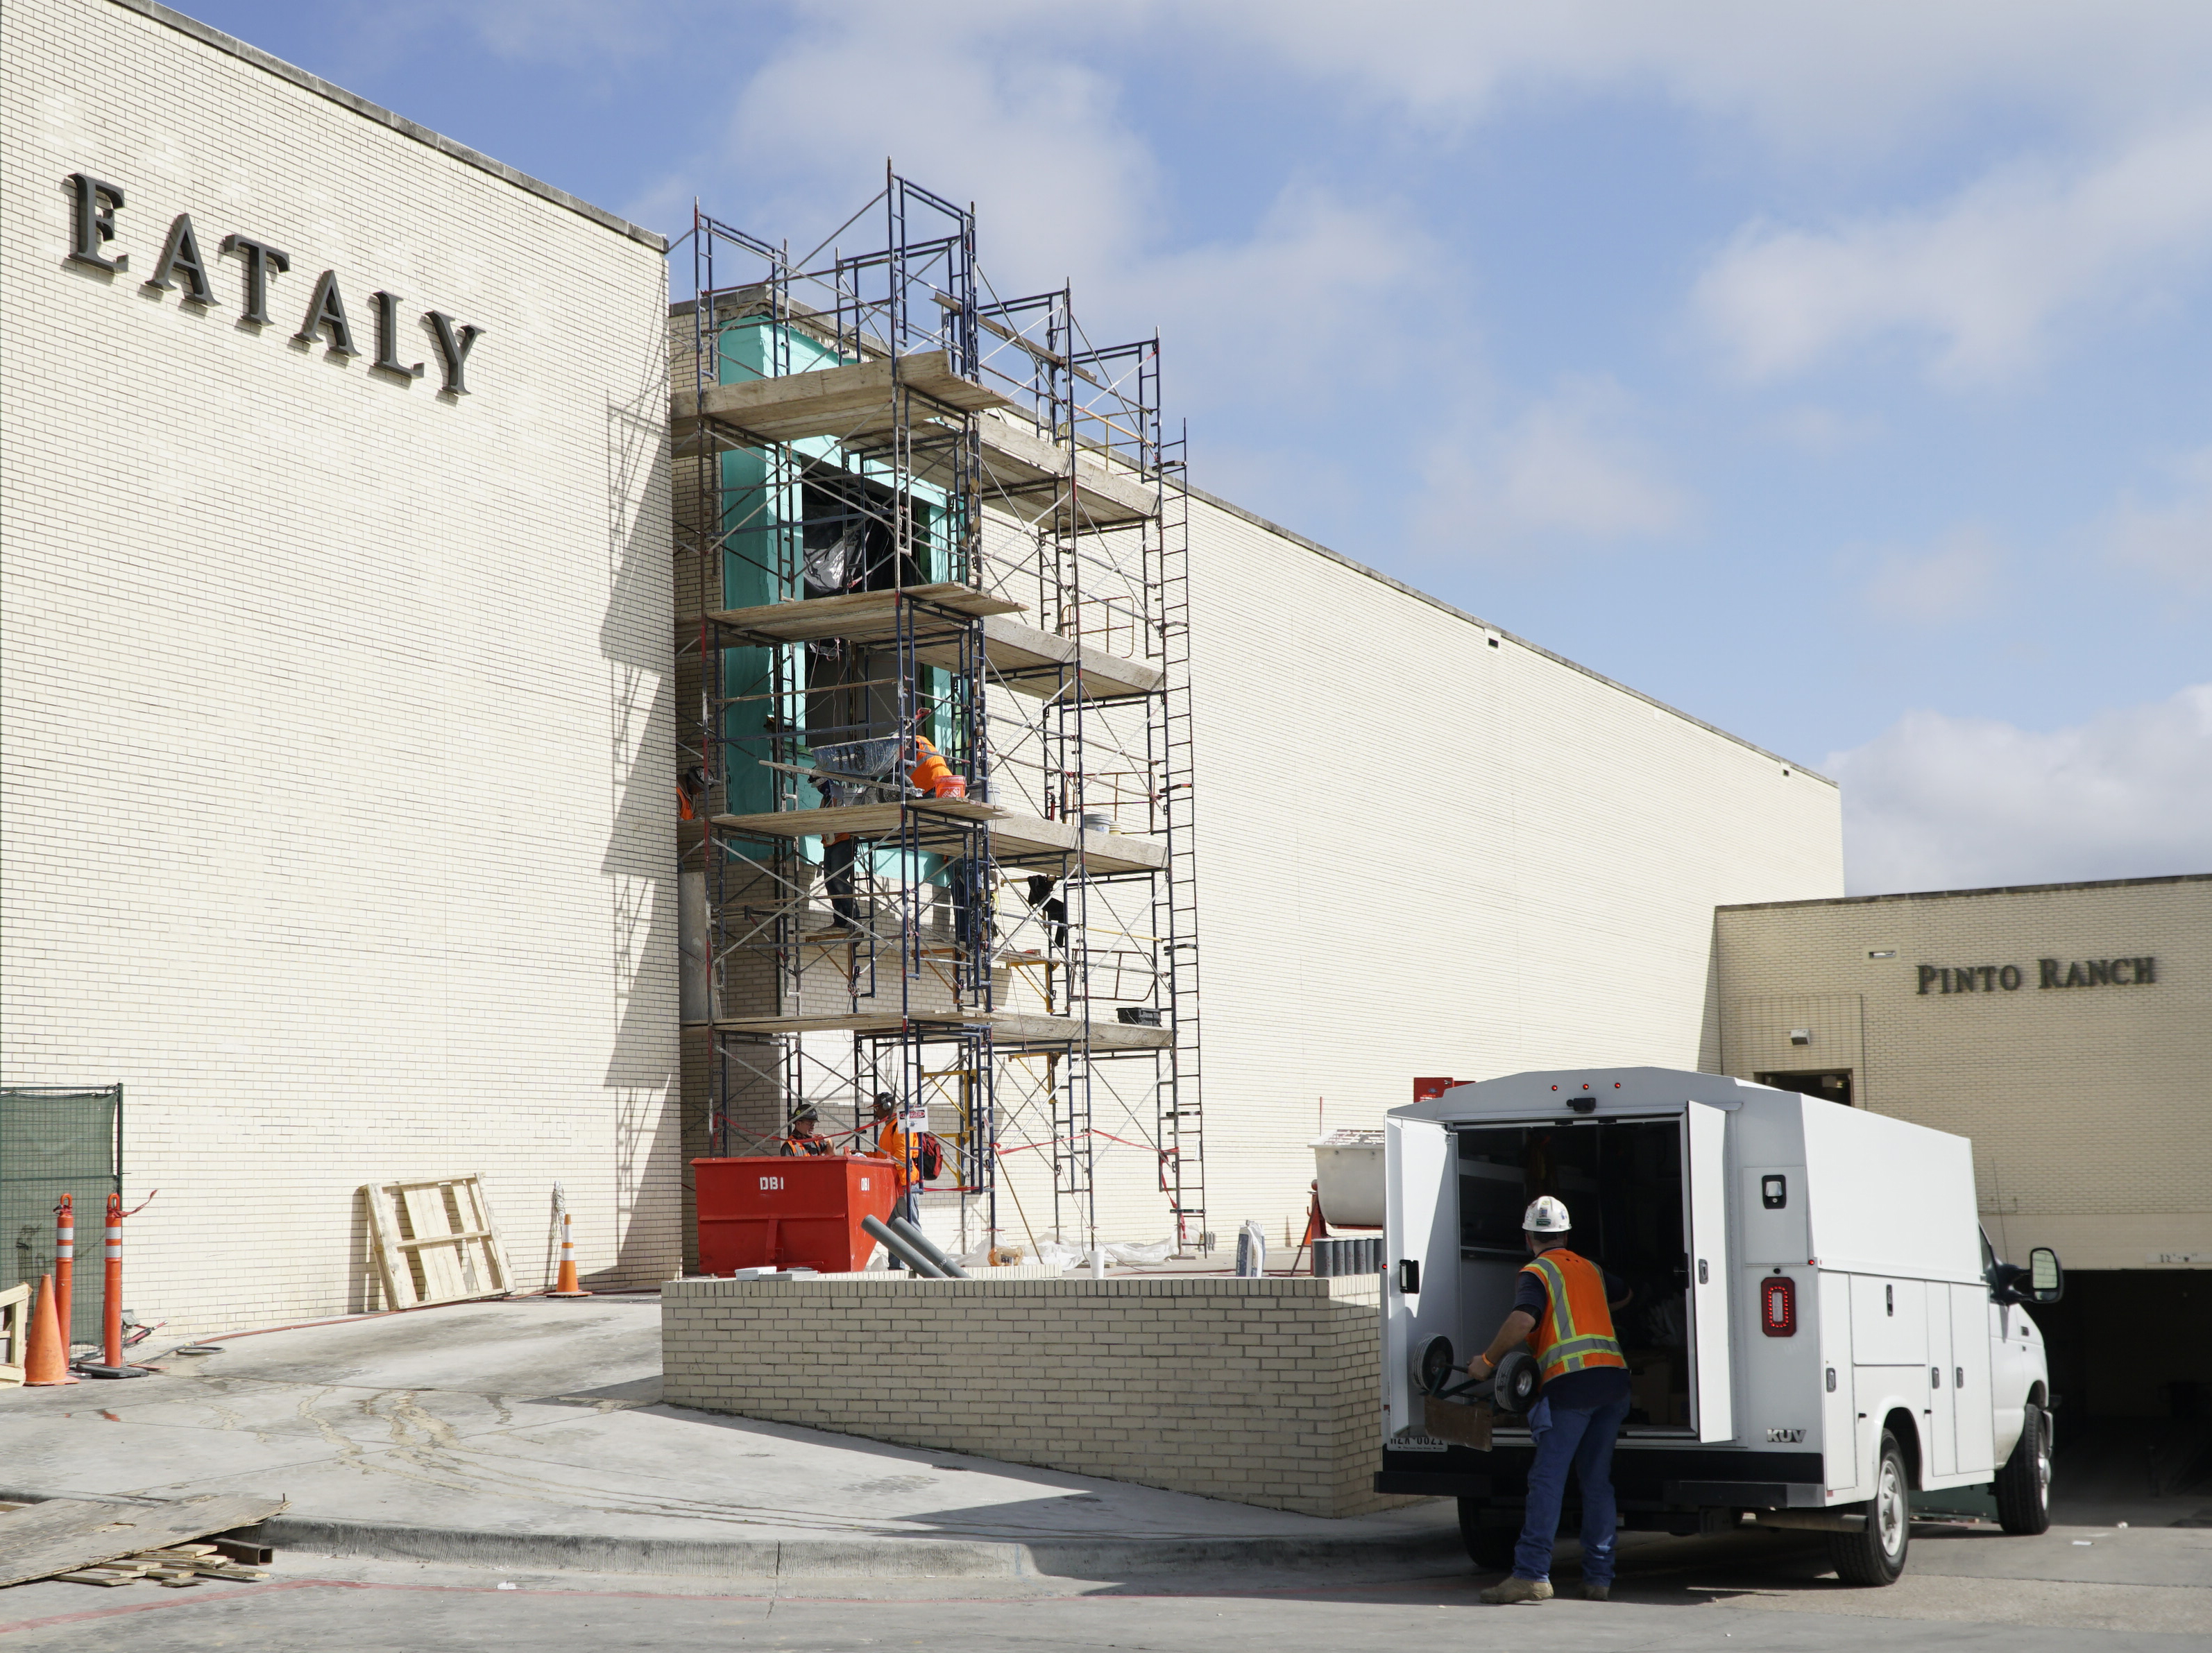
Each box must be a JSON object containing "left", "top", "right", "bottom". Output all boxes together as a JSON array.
[
  {"left": 1995, "top": 1403, "right": 2052, "bottom": 1535},
  {"left": 1456, "top": 1499, "right": 1518, "bottom": 1571},
  {"left": 1829, "top": 1432, "right": 1910, "bottom": 1586}
]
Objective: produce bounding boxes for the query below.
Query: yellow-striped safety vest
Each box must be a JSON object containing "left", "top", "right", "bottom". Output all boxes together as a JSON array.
[{"left": 1521, "top": 1248, "right": 1627, "bottom": 1380}]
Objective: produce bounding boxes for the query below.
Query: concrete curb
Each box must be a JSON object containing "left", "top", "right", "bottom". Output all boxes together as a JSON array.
[{"left": 3, "top": 1489, "right": 1464, "bottom": 1580}]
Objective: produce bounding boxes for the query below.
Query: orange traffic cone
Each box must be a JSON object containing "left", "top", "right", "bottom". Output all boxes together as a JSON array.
[
  {"left": 547, "top": 1185, "right": 590, "bottom": 1298},
  {"left": 24, "top": 1274, "right": 74, "bottom": 1385}
]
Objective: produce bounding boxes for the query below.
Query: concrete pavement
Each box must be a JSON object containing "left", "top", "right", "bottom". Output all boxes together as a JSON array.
[
  {"left": 0, "top": 1523, "right": 2205, "bottom": 1650},
  {"left": 0, "top": 1296, "right": 1458, "bottom": 1576},
  {"left": 2, "top": 1289, "right": 2204, "bottom": 1653}
]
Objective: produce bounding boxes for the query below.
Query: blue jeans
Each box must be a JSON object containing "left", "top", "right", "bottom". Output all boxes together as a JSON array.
[{"left": 1514, "top": 1392, "right": 1630, "bottom": 1584}]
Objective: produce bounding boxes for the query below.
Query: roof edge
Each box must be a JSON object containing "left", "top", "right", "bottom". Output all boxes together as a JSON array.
[
  {"left": 1184, "top": 484, "right": 1835, "bottom": 787},
  {"left": 107, "top": 0, "right": 669, "bottom": 253},
  {"left": 1719, "top": 871, "right": 2212, "bottom": 911}
]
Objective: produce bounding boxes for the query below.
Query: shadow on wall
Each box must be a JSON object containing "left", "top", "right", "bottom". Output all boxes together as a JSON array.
[
  {"left": 602, "top": 319, "right": 681, "bottom": 1290},
  {"left": 1698, "top": 916, "right": 1724, "bottom": 1074}
]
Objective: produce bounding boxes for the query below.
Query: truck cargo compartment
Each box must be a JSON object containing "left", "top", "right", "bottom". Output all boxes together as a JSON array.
[{"left": 1455, "top": 1118, "right": 1692, "bottom": 1433}]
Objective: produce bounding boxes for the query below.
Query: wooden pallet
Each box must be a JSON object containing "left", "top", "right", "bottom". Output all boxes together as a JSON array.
[{"left": 361, "top": 1174, "right": 512, "bottom": 1310}]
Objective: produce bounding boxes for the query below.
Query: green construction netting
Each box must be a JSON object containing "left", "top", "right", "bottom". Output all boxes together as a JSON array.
[{"left": 1, "top": 1086, "right": 121, "bottom": 1351}]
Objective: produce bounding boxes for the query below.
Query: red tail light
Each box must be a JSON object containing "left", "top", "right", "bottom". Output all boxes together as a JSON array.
[{"left": 1761, "top": 1276, "right": 1796, "bottom": 1336}]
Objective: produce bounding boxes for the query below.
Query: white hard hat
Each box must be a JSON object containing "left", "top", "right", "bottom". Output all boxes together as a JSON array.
[{"left": 1523, "top": 1196, "right": 1572, "bottom": 1233}]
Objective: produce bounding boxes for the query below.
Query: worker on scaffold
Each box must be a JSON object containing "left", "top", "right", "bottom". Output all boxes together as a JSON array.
[{"left": 822, "top": 723, "right": 965, "bottom": 936}]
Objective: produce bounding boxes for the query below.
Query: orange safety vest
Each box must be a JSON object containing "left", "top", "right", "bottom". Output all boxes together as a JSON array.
[
  {"left": 872, "top": 1124, "right": 917, "bottom": 1189},
  {"left": 779, "top": 1135, "right": 832, "bottom": 1157},
  {"left": 823, "top": 739, "right": 951, "bottom": 843},
  {"left": 908, "top": 737, "right": 951, "bottom": 796},
  {"left": 1520, "top": 1248, "right": 1627, "bottom": 1382}
]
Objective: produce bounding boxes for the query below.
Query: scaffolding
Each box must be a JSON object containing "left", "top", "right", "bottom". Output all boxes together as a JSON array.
[{"left": 672, "top": 170, "right": 1203, "bottom": 1256}]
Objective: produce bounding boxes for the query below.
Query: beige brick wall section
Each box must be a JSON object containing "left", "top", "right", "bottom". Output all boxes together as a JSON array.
[
  {"left": 1, "top": 0, "right": 679, "bottom": 1333},
  {"left": 1715, "top": 875, "right": 2212, "bottom": 1269},
  {"left": 661, "top": 1274, "right": 1415, "bottom": 1518}
]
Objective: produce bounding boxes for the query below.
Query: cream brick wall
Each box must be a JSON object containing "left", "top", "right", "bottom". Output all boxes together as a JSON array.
[
  {"left": 1, "top": 0, "right": 678, "bottom": 1333},
  {"left": 661, "top": 1273, "right": 1411, "bottom": 1518},
  {"left": 1168, "top": 494, "right": 1844, "bottom": 1250},
  {"left": 1715, "top": 875, "right": 2212, "bottom": 1269}
]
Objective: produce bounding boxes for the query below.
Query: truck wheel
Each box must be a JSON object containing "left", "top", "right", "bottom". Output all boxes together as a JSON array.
[
  {"left": 1995, "top": 1403, "right": 2052, "bottom": 1535},
  {"left": 1456, "top": 1499, "right": 1517, "bottom": 1571},
  {"left": 1829, "top": 1432, "right": 1910, "bottom": 1586}
]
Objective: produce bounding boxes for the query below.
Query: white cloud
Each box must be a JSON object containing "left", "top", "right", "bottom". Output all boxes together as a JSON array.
[
  {"left": 1860, "top": 526, "right": 2002, "bottom": 625},
  {"left": 1693, "top": 119, "right": 2212, "bottom": 384},
  {"left": 1769, "top": 405, "right": 1884, "bottom": 455},
  {"left": 1829, "top": 685, "right": 2212, "bottom": 894},
  {"left": 1190, "top": 1, "right": 2212, "bottom": 157},
  {"left": 1418, "top": 377, "right": 1690, "bottom": 552},
  {"left": 2108, "top": 447, "right": 2212, "bottom": 590},
  {"left": 676, "top": 6, "right": 1455, "bottom": 463}
]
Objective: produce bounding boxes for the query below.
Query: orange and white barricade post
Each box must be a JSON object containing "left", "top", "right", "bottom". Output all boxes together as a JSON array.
[
  {"left": 80, "top": 1191, "right": 152, "bottom": 1379},
  {"left": 53, "top": 1194, "right": 75, "bottom": 1366},
  {"left": 547, "top": 1183, "right": 590, "bottom": 1298}
]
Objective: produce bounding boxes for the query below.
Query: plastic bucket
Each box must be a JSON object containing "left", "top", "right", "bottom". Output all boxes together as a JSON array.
[{"left": 933, "top": 775, "right": 967, "bottom": 799}]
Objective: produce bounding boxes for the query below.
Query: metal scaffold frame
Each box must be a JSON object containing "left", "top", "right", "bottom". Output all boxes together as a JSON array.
[{"left": 672, "top": 169, "right": 1203, "bottom": 1257}]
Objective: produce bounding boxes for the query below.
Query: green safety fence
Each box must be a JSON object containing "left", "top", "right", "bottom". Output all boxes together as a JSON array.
[{"left": 0, "top": 1086, "right": 122, "bottom": 1351}]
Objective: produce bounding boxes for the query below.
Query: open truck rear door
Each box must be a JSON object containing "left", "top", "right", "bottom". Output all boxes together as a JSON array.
[
  {"left": 1384, "top": 1115, "right": 1456, "bottom": 1440},
  {"left": 1687, "top": 1099, "right": 1735, "bottom": 1442}
]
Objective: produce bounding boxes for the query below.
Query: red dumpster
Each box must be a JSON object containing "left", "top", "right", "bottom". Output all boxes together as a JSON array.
[{"left": 692, "top": 1155, "right": 897, "bottom": 1275}]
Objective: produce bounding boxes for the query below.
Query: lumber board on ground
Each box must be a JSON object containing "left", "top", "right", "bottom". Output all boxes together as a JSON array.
[
  {"left": 0, "top": 1495, "right": 284, "bottom": 1590},
  {"left": 670, "top": 352, "right": 1013, "bottom": 445}
]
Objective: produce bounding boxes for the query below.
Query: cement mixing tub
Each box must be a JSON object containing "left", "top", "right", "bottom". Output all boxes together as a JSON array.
[{"left": 1311, "top": 1129, "right": 1385, "bottom": 1228}]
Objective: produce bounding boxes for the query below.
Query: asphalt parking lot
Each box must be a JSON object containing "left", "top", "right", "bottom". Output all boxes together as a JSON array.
[{"left": 2, "top": 1517, "right": 2204, "bottom": 1650}]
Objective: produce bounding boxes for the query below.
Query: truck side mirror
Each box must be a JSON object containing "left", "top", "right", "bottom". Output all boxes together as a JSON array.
[{"left": 2028, "top": 1247, "right": 2064, "bottom": 1304}]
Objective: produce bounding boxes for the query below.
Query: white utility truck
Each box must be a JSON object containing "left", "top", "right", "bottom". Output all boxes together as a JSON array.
[{"left": 1377, "top": 1067, "right": 2064, "bottom": 1585}]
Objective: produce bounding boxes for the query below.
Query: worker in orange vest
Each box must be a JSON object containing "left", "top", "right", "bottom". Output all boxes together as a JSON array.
[
  {"left": 779, "top": 1106, "right": 833, "bottom": 1156},
  {"left": 822, "top": 732, "right": 958, "bottom": 933},
  {"left": 1464, "top": 1197, "right": 1633, "bottom": 1604},
  {"left": 867, "top": 1092, "right": 924, "bottom": 1268}
]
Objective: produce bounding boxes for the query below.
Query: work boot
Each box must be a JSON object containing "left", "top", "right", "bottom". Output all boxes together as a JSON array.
[
  {"left": 1579, "top": 1583, "right": 1610, "bottom": 1602},
  {"left": 1478, "top": 1577, "right": 1554, "bottom": 1604}
]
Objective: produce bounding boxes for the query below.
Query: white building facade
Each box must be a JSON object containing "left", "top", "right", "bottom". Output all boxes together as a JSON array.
[
  {"left": 4, "top": 0, "right": 1846, "bottom": 1333},
  {"left": 1, "top": 0, "right": 679, "bottom": 1337},
  {"left": 1160, "top": 492, "right": 1843, "bottom": 1248}
]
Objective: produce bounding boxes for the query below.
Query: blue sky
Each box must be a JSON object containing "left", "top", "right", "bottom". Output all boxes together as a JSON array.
[{"left": 181, "top": 1, "right": 2212, "bottom": 891}]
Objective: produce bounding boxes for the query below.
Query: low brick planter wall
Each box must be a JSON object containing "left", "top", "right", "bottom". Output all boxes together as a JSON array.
[{"left": 661, "top": 1274, "right": 1412, "bottom": 1518}]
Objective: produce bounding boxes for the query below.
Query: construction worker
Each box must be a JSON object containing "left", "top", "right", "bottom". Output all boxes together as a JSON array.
[
  {"left": 779, "top": 1106, "right": 833, "bottom": 1156},
  {"left": 1465, "top": 1196, "right": 1633, "bottom": 1604},
  {"left": 821, "top": 731, "right": 958, "bottom": 934},
  {"left": 1025, "top": 874, "right": 1068, "bottom": 955},
  {"left": 869, "top": 1091, "right": 923, "bottom": 1228}
]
